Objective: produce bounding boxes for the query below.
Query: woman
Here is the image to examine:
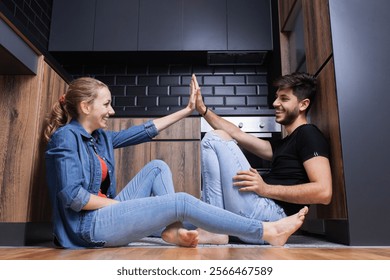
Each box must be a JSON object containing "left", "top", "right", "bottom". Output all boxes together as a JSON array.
[{"left": 44, "top": 75, "right": 308, "bottom": 249}]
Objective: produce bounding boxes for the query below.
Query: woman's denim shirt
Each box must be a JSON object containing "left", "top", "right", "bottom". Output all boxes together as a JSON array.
[{"left": 45, "top": 119, "right": 158, "bottom": 248}]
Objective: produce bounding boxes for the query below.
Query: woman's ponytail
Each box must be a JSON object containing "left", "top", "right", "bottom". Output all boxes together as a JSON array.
[{"left": 43, "top": 96, "right": 70, "bottom": 142}]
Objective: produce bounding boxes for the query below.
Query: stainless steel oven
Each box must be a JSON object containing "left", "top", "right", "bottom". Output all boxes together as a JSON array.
[{"left": 201, "top": 116, "right": 282, "bottom": 174}]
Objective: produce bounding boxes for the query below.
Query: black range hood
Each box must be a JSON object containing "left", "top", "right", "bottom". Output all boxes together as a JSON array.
[{"left": 207, "top": 51, "right": 268, "bottom": 66}]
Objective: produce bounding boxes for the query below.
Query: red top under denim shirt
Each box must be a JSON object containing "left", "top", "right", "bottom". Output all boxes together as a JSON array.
[{"left": 97, "top": 155, "right": 108, "bottom": 197}]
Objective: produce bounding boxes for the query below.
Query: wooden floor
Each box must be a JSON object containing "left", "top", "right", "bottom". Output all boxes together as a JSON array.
[{"left": 1, "top": 245, "right": 390, "bottom": 260}]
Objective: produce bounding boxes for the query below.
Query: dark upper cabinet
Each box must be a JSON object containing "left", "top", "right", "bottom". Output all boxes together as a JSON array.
[
  {"left": 182, "top": 0, "right": 227, "bottom": 51},
  {"left": 49, "top": 0, "right": 272, "bottom": 52},
  {"left": 138, "top": 0, "right": 182, "bottom": 50},
  {"left": 93, "top": 0, "right": 139, "bottom": 51},
  {"left": 227, "top": 0, "right": 272, "bottom": 50},
  {"left": 49, "top": 0, "right": 96, "bottom": 51}
]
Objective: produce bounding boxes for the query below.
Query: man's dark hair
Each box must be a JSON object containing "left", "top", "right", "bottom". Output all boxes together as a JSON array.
[{"left": 273, "top": 72, "right": 317, "bottom": 113}]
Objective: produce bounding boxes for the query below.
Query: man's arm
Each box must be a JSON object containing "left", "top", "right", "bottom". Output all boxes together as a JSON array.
[
  {"left": 234, "top": 156, "right": 332, "bottom": 205},
  {"left": 194, "top": 75, "right": 273, "bottom": 160}
]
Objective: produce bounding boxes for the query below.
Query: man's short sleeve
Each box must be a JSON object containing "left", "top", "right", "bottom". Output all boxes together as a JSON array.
[{"left": 296, "top": 125, "right": 330, "bottom": 162}]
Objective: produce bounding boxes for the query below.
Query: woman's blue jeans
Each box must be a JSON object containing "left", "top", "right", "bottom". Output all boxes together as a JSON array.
[
  {"left": 201, "top": 131, "right": 286, "bottom": 244},
  {"left": 91, "top": 159, "right": 264, "bottom": 247}
]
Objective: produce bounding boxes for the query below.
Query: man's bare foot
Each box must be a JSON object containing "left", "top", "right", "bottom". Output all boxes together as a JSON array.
[
  {"left": 161, "top": 222, "right": 199, "bottom": 247},
  {"left": 262, "top": 206, "right": 309, "bottom": 246},
  {"left": 196, "top": 228, "right": 229, "bottom": 245}
]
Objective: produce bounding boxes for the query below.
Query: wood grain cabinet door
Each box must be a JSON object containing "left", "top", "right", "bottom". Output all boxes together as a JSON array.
[{"left": 108, "top": 118, "right": 201, "bottom": 198}]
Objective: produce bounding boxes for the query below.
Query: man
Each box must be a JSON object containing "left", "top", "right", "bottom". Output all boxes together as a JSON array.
[{"left": 193, "top": 72, "right": 332, "bottom": 244}]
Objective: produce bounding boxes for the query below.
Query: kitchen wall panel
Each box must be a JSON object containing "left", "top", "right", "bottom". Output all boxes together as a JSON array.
[{"left": 328, "top": 0, "right": 390, "bottom": 245}]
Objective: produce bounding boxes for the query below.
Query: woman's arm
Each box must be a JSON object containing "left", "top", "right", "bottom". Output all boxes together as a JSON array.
[
  {"left": 82, "top": 194, "right": 119, "bottom": 210},
  {"left": 152, "top": 74, "right": 197, "bottom": 132}
]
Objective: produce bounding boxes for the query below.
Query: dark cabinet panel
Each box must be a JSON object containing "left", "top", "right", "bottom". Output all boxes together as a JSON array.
[
  {"left": 182, "top": 0, "right": 227, "bottom": 51},
  {"left": 93, "top": 0, "right": 139, "bottom": 51},
  {"left": 49, "top": 0, "right": 272, "bottom": 52},
  {"left": 138, "top": 0, "right": 182, "bottom": 50},
  {"left": 227, "top": 0, "right": 272, "bottom": 50},
  {"left": 49, "top": 0, "right": 96, "bottom": 51}
]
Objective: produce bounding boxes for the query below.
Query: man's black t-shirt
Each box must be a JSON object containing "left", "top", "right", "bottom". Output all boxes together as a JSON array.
[{"left": 262, "top": 124, "right": 330, "bottom": 215}]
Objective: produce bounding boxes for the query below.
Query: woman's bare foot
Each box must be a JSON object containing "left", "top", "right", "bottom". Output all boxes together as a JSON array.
[
  {"left": 161, "top": 222, "right": 199, "bottom": 247},
  {"left": 196, "top": 228, "right": 229, "bottom": 245},
  {"left": 262, "top": 206, "right": 309, "bottom": 246}
]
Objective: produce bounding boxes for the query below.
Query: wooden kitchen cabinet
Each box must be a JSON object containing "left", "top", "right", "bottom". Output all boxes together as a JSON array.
[
  {"left": 278, "top": 0, "right": 298, "bottom": 30},
  {"left": 309, "top": 58, "right": 347, "bottom": 220},
  {"left": 0, "top": 56, "right": 68, "bottom": 245},
  {"left": 107, "top": 118, "right": 201, "bottom": 198}
]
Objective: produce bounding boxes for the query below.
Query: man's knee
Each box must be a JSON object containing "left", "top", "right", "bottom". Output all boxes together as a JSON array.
[{"left": 213, "top": 130, "right": 233, "bottom": 140}]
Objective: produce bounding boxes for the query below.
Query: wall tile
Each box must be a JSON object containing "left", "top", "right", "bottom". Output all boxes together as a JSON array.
[
  {"left": 204, "top": 75, "right": 224, "bottom": 85},
  {"left": 116, "top": 76, "right": 136, "bottom": 85},
  {"left": 126, "top": 86, "right": 147, "bottom": 96},
  {"left": 148, "top": 86, "right": 168, "bottom": 96},
  {"left": 65, "top": 62, "right": 273, "bottom": 116},
  {"left": 225, "top": 96, "right": 246, "bottom": 106},
  {"left": 214, "top": 86, "right": 234, "bottom": 95}
]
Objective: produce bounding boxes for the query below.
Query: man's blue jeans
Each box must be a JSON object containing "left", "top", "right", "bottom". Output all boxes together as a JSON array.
[{"left": 201, "top": 131, "right": 286, "bottom": 244}]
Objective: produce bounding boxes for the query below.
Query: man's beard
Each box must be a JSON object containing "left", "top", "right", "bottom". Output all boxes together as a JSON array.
[{"left": 276, "top": 107, "right": 300, "bottom": 126}]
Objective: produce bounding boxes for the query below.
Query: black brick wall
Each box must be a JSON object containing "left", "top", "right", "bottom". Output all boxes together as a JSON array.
[
  {"left": 65, "top": 63, "right": 275, "bottom": 117},
  {"left": 1, "top": 0, "right": 53, "bottom": 49}
]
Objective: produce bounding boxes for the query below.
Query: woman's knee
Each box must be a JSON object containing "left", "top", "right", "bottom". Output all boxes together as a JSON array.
[
  {"left": 147, "top": 159, "right": 172, "bottom": 175},
  {"left": 148, "top": 159, "right": 168, "bottom": 169}
]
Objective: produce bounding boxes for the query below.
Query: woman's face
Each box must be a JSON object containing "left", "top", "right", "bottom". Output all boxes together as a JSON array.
[{"left": 85, "top": 86, "right": 115, "bottom": 132}]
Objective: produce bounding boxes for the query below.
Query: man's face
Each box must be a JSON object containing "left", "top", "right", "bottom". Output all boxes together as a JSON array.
[{"left": 272, "top": 88, "right": 300, "bottom": 126}]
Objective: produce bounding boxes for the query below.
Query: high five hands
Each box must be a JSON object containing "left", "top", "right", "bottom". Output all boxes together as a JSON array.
[{"left": 190, "top": 74, "right": 207, "bottom": 115}]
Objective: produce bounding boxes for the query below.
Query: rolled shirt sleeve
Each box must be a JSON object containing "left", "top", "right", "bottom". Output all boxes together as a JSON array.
[{"left": 110, "top": 120, "right": 159, "bottom": 148}]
